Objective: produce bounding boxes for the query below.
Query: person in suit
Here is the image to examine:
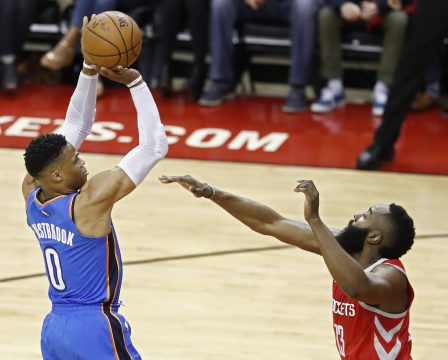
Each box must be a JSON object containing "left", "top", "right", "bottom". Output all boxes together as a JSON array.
[{"left": 357, "top": 0, "right": 448, "bottom": 170}]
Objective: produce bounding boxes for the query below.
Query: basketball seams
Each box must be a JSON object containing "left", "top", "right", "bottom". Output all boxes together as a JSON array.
[
  {"left": 84, "top": 26, "right": 121, "bottom": 68},
  {"left": 104, "top": 12, "right": 129, "bottom": 67},
  {"left": 85, "top": 26, "right": 121, "bottom": 52},
  {"left": 85, "top": 39, "right": 142, "bottom": 57},
  {"left": 82, "top": 11, "right": 142, "bottom": 68}
]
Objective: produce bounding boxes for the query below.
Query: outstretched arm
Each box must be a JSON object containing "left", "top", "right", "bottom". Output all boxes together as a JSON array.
[
  {"left": 159, "top": 175, "right": 333, "bottom": 254},
  {"left": 295, "top": 180, "right": 407, "bottom": 306},
  {"left": 74, "top": 65, "right": 168, "bottom": 236}
]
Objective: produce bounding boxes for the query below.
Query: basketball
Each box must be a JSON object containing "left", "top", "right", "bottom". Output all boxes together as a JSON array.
[{"left": 81, "top": 11, "right": 142, "bottom": 68}]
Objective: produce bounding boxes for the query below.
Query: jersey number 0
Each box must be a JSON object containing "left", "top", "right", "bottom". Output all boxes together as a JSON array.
[{"left": 44, "top": 248, "right": 66, "bottom": 291}]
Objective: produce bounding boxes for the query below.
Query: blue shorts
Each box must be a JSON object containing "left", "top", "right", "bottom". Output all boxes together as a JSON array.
[{"left": 41, "top": 304, "right": 141, "bottom": 360}]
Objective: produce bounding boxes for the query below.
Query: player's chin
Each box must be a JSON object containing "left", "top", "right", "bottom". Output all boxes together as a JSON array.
[{"left": 79, "top": 173, "right": 88, "bottom": 186}]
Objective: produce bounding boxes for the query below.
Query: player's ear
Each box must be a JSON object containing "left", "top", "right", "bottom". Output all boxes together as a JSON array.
[
  {"left": 366, "top": 230, "right": 382, "bottom": 245},
  {"left": 50, "top": 170, "right": 63, "bottom": 183}
]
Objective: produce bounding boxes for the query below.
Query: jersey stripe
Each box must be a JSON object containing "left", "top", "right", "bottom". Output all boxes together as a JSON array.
[
  {"left": 101, "top": 306, "right": 120, "bottom": 360},
  {"left": 105, "top": 231, "right": 118, "bottom": 305},
  {"left": 110, "top": 231, "right": 121, "bottom": 304},
  {"left": 102, "top": 231, "right": 131, "bottom": 359},
  {"left": 102, "top": 305, "right": 132, "bottom": 359},
  {"left": 358, "top": 302, "right": 408, "bottom": 319},
  {"left": 105, "top": 233, "right": 111, "bottom": 302},
  {"left": 68, "top": 194, "right": 76, "bottom": 219}
]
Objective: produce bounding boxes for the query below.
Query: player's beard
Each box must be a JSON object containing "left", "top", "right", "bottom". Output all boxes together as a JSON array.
[{"left": 335, "top": 220, "right": 370, "bottom": 256}]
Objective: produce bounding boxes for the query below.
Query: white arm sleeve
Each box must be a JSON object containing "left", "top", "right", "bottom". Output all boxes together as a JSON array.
[
  {"left": 117, "top": 82, "right": 168, "bottom": 186},
  {"left": 58, "top": 72, "right": 98, "bottom": 149}
]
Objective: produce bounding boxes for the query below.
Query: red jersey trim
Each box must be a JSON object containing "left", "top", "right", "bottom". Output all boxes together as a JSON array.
[
  {"left": 383, "top": 263, "right": 407, "bottom": 277},
  {"left": 359, "top": 258, "right": 410, "bottom": 319},
  {"left": 364, "top": 258, "right": 389, "bottom": 272},
  {"left": 359, "top": 302, "right": 408, "bottom": 319}
]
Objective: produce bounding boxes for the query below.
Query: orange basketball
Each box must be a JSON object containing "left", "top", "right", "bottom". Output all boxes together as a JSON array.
[{"left": 81, "top": 11, "right": 142, "bottom": 68}]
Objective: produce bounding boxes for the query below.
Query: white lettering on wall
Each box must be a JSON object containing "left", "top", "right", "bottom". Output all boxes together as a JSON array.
[
  {"left": 228, "top": 131, "right": 289, "bottom": 152},
  {"left": 5, "top": 117, "right": 51, "bottom": 137},
  {"left": 186, "top": 128, "right": 232, "bottom": 148},
  {"left": 88, "top": 122, "right": 124, "bottom": 141},
  {"left": 164, "top": 125, "right": 187, "bottom": 145},
  {"left": 0, "top": 117, "right": 289, "bottom": 152},
  {"left": 0, "top": 116, "right": 15, "bottom": 135}
]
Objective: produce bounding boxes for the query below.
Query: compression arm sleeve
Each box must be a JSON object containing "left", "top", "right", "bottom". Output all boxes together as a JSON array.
[
  {"left": 117, "top": 82, "right": 168, "bottom": 186},
  {"left": 58, "top": 72, "right": 98, "bottom": 149}
]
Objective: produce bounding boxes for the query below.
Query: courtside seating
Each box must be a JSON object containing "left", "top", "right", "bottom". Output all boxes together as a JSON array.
[{"left": 25, "top": 1, "right": 390, "bottom": 91}]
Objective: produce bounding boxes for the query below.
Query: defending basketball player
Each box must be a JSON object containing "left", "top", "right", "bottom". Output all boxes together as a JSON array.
[
  {"left": 22, "top": 15, "right": 168, "bottom": 359},
  {"left": 159, "top": 175, "right": 415, "bottom": 359}
]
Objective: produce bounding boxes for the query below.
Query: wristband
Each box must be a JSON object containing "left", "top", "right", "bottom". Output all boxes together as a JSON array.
[
  {"left": 82, "top": 61, "right": 96, "bottom": 70},
  {"left": 127, "top": 75, "right": 143, "bottom": 88},
  {"left": 203, "top": 183, "right": 216, "bottom": 199}
]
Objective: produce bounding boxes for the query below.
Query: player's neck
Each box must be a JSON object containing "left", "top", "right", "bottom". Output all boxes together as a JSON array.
[
  {"left": 39, "top": 185, "right": 72, "bottom": 202},
  {"left": 354, "top": 250, "right": 383, "bottom": 269}
]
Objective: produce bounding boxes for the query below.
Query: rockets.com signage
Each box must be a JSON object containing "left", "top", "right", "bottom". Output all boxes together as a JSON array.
[{"left": 0, "top": 115, "right": 291, "bottom": 165}]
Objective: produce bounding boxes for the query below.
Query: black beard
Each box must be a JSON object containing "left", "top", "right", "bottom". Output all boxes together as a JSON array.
[{"left": 335, "top": 220, "right": 370, "bottom": 255}]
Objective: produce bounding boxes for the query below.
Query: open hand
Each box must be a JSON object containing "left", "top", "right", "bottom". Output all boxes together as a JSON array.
[
  {"left": 294, "top": 180, "right": 320, "bottom": 222},
  {"left": 97, "top": 66, "right": 141, "bottom": 86},
  {"left": 159, "top": 175, "right": 215, "bottom": 199}
]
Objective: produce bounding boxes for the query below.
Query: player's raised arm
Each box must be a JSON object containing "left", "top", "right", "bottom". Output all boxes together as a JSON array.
[
  {"left": 294, "top": 180, "right": 408, "bottom": 304},
  {"left": 159, "top": 175, "right": 333, "bottom": 254},
  {"left": 77, "top": 66, "right": 168, "bottom": 216},
  {"left": 22, "top": 44, "right": 99, "bottom": 200}
]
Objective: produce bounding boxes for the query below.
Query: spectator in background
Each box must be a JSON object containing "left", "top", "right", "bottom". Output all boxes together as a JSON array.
[
  {"left": 152, "top": 0, "right": 209, "bottom": 100},
  {"left": 40, "top": 0, "right": 147, "bottom": 97},
  {"left": 199, "top": 0, "right": 323, "bottom": 113},
  {"left": 311, "top": 0, "right": 415, "bottom": 116},
  {"left": 0, "top": 0, "right": 39, "bottom": 94},
  {"left": 411, "top": 59, "right": 441, "bottom": 111},
  {"left": 356, "top": 0, "right": 448, "bottom": 170}
]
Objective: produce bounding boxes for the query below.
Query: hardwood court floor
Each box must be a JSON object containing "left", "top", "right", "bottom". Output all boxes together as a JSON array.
[{"left": 1, "top": 148, "right": 447, "bottom": 359}]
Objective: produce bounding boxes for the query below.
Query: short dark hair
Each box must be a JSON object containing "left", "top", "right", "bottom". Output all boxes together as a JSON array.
[
  {"left": 378, "top": 203, "right": 415, "bottom": 259},
  {"left": 24, "top": 134, "right": 67, "bottom": 178}
]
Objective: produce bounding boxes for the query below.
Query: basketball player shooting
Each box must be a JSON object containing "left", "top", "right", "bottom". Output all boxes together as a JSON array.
[
  {"left": 22, "top": 16, "right": 168, "bottom": 359},
  {"left": 159, "top": 175, "right": 415, "bottom": 359}
]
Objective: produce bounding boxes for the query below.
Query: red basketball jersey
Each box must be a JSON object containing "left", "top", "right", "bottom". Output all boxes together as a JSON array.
[{"left": 332, "top": 258, "right": 414, "bottom": 359}]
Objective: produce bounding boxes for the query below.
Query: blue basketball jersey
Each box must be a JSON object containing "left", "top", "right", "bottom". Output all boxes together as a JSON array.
[
  {"left": 26, "top": 187, "right": 141, "bottom": 359},
  {"left": 26, "top": 187, "right": 123, "bottom": 306}
]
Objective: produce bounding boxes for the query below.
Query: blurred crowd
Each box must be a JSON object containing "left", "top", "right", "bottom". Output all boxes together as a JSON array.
[{"left": 0, "top": 0, "right": 446, "bottom": 168}]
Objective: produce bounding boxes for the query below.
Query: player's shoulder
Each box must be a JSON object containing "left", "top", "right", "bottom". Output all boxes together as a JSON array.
[
  {"left": 75, "top": 169, "right": 118, "bottom": 206},
  {"left": 372, "top": 260, "right": 408, "bottom": 288}
]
